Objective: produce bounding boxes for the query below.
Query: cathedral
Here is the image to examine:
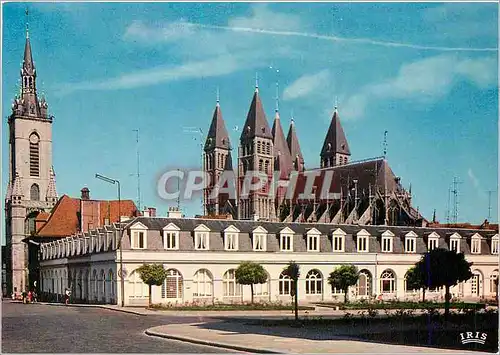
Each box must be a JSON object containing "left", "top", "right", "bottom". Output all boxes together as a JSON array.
[
  {"left": 203, "top": 85, "right": 424, "bottom": 226},
  {"left": 4, "top": 28, "right": 58, "bottom": 295}
]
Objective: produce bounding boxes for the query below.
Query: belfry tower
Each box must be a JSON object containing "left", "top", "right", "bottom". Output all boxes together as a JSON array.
[
  {"left": 238, "top": 83, "right": 276, "bottom": 221},
  {"left": 320, "top": 105, "right": 351, "bottom": 168},
  {"left": 5, "top": 21, "right": 58, "bottom": 295},
  {"left": 203, "top": 93, "right": 235, "bottom": 216}
]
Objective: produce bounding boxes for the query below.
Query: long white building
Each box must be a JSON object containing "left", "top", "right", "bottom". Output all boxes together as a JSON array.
[{"left": 38, "top": 209, "right": 499, "bottom": 307}]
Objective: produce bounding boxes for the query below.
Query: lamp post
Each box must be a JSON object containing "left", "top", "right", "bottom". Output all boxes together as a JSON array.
[{"left": 95, "top": 173, "right": 124, "bottom": 307}]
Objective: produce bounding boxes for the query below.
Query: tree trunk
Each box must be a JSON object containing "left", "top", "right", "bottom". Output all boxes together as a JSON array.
[
  {"left": 444, "top": 285, "right": 451, "bottom": 321},
  {"left": 344, "top": 289, "right": 348, "bottom": 303},
  {"left": 250, "top": 284, "right": 254, "bottom": 304},
  {"left": 148, "top": 284, "right": 152, "bottom": 308},
  {"left": 294, "top": 279, "right": 299, "bottom": 322},
  {"left": 422, "top": 288, "right": 426, "bottom": 302}
]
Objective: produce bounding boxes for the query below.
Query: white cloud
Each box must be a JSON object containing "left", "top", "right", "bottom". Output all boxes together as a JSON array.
[
  {"left": 283, "top": 70, "right": 330, "bottom": 100},
  {"left": 58, "top": 54, "right": 252, "bottom": 93},
  {"left": 342, "top": 55, "right": 497, "bottom": 119},
  {"left": 468, "top": 168, "right": 487, "bottom": 200},
  {"left": 229, "top": 5, "right": 302, "bottom": 31},
  {"left": 123, "top": 19, "right": 195, "bottom": 44}
]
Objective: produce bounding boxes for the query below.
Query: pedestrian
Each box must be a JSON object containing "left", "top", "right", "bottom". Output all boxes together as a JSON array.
[
  {"left": 65, "top": 288, "right": 71, "bottom": 305},
  {"left": 27, "top": 290, "right": 32, "bottom": 304},
  {"left": 33, "top": 290, "right": 37, "bottom": 303}
]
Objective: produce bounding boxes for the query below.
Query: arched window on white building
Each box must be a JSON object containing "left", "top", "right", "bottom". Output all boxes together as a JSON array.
[
  {"left": 305, "top": 269, "right": 322, "bottom": 295},
  {"left": 490, "top": 270, "right": 498, "bottom": 295},
  {"left": 356, "top": 270, "right": 372, "bottom": 297},
  {"left": 380, "top": 269, "right": 396, "bottom": 294},
  {"left": 161, "top": 269, "right": 183, "bottom": 300},
  {"left": 108, "top": 269, "right": 115, "bottom": 299},
  {"left": 279, "top": 272, "right": 294, "bottom": 296},
  {"left": 192, "top": 269, "right": 213, "bottom": 299},
  {"left": 223, "top": 269, "right": 241, "bottom": 297}
]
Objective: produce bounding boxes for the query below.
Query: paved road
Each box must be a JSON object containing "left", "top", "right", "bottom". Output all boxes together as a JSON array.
[{"left": 2, "top": 302, "right": 236, "bottom": 353}]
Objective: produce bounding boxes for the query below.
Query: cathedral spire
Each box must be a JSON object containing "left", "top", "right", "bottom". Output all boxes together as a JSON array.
[
  {"left": 286, "top": 113, "right": 304, "bottom": 172},
  {"left": 320, "top": 104, "right": 351, "bottom": 167},
  {"left": 204, "top": 95, "right": 231, "bottom": 151},
  {"left": 46, "top": 166, "right": 58, "bottom": 203},
  {"left": 240, "top": 87, "right": 272, "bottom": 140}
]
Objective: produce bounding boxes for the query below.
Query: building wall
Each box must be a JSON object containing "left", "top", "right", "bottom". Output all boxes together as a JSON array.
[{"left": 39, "top": 237, "right": 499, "bottom": 306}]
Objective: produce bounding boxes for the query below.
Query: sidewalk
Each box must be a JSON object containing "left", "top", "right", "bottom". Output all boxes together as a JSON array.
[{"left": 146, "top": 321, "right": 491, "bottom": 354}]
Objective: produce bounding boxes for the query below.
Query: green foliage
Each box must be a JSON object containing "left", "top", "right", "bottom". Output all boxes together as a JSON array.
[
  {"left": 415, "top": 248, "right": 473, "bottom": 318},
  {"left": 137, "top": 264, "right": 168, "bottom": 287},
  {"left": 405, "top": 266, "right": 424, "bottom": 291},
  {"left": 283, "top": 261, "right": 300, "bottom": 321},
  {"left": 283, "top": 261, "right": 300, "bottom": 281},
  {"left": 415, "top": 248, "right": 473, "bottom": 289},
  {"left": 235, "top": 262, "right": 268, "bottom": 286},
  {"left": 328, "top": 264, "right": 359, "bottom": 303}
]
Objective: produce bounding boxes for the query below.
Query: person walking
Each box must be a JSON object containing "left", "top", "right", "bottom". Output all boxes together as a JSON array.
[
  {"left": 27, "top": 290, "right": 32, "bottom": 304},
  {"left": 65, "top": 288, "right": 71, "bottom": 305}
]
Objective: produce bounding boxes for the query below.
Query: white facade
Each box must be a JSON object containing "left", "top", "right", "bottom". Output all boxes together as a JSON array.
[{"left": 39, "top": 217, "right": 499, "bottom": 306}]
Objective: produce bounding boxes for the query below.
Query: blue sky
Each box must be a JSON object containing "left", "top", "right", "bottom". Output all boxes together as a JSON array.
[{"left": 2, "top": 2, "right": 498, "bottom": 225}]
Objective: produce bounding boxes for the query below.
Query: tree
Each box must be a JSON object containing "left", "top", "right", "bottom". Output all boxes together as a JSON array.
[
  {"left": 137, "top": 264, "right": 169, "bottom": 307},
  {"left": 328, "top": 265, "right": 359, "bottom": 303},
  {"left": 415, "top": 248, "right": 473, "bottom": 319},
  {"left": 235, "top": 262, "right": 268, "bottom": 304},
  {"left": 283, "top": 261, "right": 300, "bottom": 321},
  {"left": 405, "top": 266, "right": 427, "bottom": 302}
]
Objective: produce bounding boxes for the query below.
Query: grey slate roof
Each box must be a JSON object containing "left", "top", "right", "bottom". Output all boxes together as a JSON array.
[
  {"left": 271, "top": 111, "right": 293, "bottom": 179},
  {"left": 320, "top": 109, "right": 351, "bottom": 157},
  {"left": 204, "top": 102, "right": 231, "bottom": 151},
  {"left": 128, "top": 216, "right": 498, "bottom": 255},
  {"left": 240, "top": 89, "right": 273, "bottom": 140},
  {"left": 286, "top": 119, "right": 304, "bottom": 168}
]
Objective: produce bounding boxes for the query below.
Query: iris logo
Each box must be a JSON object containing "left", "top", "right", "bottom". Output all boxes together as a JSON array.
[{"left": 459, "top": 332, "right": 487, "bottom": 345}]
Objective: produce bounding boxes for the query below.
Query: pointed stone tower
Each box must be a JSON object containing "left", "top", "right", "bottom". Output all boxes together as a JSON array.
[
  {"left": 320, "top": 106, "right": 351, "bottom": 168},
  {"left": 203, "top": 95, "right": 234, "bottom": 216},
  {"left": 238, "top": 84, "right": 275, "bottom": 221},
  {"left": 5, "top": 24, "right": 57, "bottom": 295},
  {"left": 286, "top": 116, "right": 305, "bottom": 172},
  {"left": 271, "top": 106, "right": 293, "bottom": 211}
]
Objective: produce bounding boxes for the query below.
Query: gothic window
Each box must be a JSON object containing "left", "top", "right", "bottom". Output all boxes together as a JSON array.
[
  {"left": 257, "top": 141, "right": 262, "bottom": 153},
  {"left": 264, "top": 160, "right": 269, "bottom": 174},
  {"left": 24, "top": 77, "right": 28, "bottom": 87},
  {"left": 266, "top": 142, "right": 271, "bottom": 155},
  {"left": 259, "top": 159, "right": 263, "bottom": 172},
  {"left": 29, "top": 133, "right": 40, "bottom": 177},
  {"left": 29, "top": 77, "right": 33, "bottom": 88},
  {"left": 30, "top": 184, "right": 40, "bottom": 201}
]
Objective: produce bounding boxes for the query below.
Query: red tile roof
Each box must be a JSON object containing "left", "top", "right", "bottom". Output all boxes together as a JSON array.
[{"left": 36, "top": 195, "right": 138, "bottom": 238}]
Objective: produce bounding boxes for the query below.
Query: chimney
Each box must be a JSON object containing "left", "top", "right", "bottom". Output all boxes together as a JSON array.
[
  {"left": 143, "top": 208, "right": 150, "bottom": 218},
  {"left": 148, "top": 207, "right": 157, "bottom": 217},
  {"left": 81, "top": 187, "right": 90, "bottom": 200},
  {"left": 167, "top": 207, "right": 182, "bottom": 219}
]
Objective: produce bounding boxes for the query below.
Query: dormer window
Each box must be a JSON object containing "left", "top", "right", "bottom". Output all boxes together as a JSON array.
[
  {"left": 130, "top": 222, "right": 148, "bottom": 249},
  {"left": 492, "top": 235, "right": 499, "bottom": 254},
  {"left": 163, "top": 223, "right": 180, "bottom": 250},
  {"left": 252, "top": 226, "right": 267, "bottom": 251},
  {"left": 332, "top": 228, "right": 346, "bottom": 252},
  {"left": 470, "top": 233, "right": 481, "bottom": 254},
  {"left": 224, "top": 225, "right": 240, "bottom": 251},
  {"left": 279, "top": 227, "right": 294, "bottom": 252},
  {"left": 381, "top": 230, "right": 394, "bottom": 253},
  {"left": 427, "top": 232, "right": 439, "bottom": 251},
  {"left": 449, "top": 233, "right": 461, "bottom": 253},
  {"left": 357, "top": 229, "right": 370, "bottom": 252},
  {"left": 306, "top": 228, "right": 321, "bottom": 252},
  {"left": 194, "top": 224, "right": 210, "bottom": 250},
  {"left": 404, "top": 231, "right": 417, "bottom": 253}
]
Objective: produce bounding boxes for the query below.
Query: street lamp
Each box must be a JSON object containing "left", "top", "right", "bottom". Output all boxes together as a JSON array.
[{"left": 95, "top": 173, "right": 124, "bottom": 307}]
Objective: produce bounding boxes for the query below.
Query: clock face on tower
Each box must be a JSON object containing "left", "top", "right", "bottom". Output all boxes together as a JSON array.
[{"left": 29, "top": 134, "right": 39, "bottom": 144}]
